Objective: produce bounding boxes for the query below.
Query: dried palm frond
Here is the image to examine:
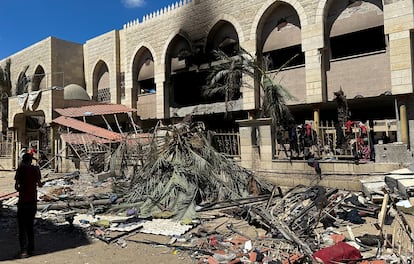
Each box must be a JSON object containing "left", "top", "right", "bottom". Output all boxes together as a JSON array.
[
  {"left": 115, "top": 122, "right": 272, "bottom": 221},
  {"left": 203, "top": 48, "right": 296, "bottom": 129}
]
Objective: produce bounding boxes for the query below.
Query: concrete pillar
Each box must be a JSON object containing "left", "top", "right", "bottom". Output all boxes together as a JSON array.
[
  {"left": 240, "top": 40, "right": 258, "bottom": 111},
  {"left": 50, "top": 126, "right": 56, "bottom": 171},
  {"left": 12, "top": 129, "right": 17, "bottom": 169},
  {"left": 155, "top": 64, "right": 167, "bottom": 119},
  {"left": 301, "top": 22, "right": 326, "bottom": 104},
  {"left": 239, "top": 126, "right": 253, "bottom": 169},
  {"left": 123, "top": 69, "right": 133, "bottom": 109},
  {"left": 400, "top": 104, "right": 409, "bottom": 145},
  {"left": 259, "top": 125, "right": 273, "bottom": 170},
  {"left": 388, "top": 31, "right": 413, "bottom": 95},
  {"left": 384, "top": 0, "right": 414, "bottom": 95},
  {"left": 304, "top": 49, "right": 325, "bottom": 103},
  {"left": 313, "top": 106, "right": 320, "bottom": 138}
]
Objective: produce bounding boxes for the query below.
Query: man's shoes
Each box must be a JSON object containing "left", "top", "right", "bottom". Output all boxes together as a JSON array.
[{"left": 19, "top": 252, "right": 29, "bottom": 258}]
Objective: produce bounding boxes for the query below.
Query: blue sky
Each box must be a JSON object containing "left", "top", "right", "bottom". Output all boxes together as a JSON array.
[{"left": 0, "top": 0, "right": 174, "bottom": 59}]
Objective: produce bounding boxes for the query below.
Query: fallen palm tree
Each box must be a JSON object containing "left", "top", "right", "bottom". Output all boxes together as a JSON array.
[{"left": 114, "top": 121, "right": 272, "bottom": 221}]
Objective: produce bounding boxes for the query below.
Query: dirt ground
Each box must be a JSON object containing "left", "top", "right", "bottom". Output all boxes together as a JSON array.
[
  {"left": 1, "top": 171, "right": 194, "bottom": 264},
  {"left": 2, "top": 170, "right": 414, "bottom": 263}
]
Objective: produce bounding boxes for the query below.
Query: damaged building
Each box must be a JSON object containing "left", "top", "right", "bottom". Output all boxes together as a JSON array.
[{"left": 0, "top": 0, "right": 414, "bottom": 187}]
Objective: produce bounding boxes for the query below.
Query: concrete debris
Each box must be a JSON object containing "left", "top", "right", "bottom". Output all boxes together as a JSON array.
[
  {"left": 2, "top": 164, "right": 414, "bottom": 263},
  {"left": 140, "top": 219, "right": 193, "bottom": 236}
]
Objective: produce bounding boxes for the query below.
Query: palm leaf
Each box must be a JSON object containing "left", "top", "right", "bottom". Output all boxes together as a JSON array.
[{"left": 116, "top": 122, "right": 272, "bottom": 220}]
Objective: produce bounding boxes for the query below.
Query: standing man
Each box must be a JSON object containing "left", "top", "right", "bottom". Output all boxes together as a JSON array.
[{"left": 14, "top": 153, "right": 43, "bottom": 258}]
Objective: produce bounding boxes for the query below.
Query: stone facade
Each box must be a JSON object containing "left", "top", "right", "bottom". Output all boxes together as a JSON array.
[{"left": 1, "top": 0, "right": 414, "bottom": 178}]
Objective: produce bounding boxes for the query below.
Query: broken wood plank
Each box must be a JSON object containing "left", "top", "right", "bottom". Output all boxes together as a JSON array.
[
  {"left": 197, "top": 195, "right": 271, "bottom": 212},
  {"left": 251, "top": 207, "right": 313, "bottom": 258},
  {"left": 37, "top": 199, "right": 112, "bottom": 210},
  {"left": 377, "top": 193, "right": 389, "bottom": 235}
]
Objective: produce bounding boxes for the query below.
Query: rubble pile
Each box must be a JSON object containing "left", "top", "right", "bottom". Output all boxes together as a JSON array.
[
  {"left": 2, "top": 168, "right": 414, "bottom": 263},
  {"left": 1, "top": 122, "right": 414, "bottom": 263},
  {"left": 113, "top": 121, "right": 272, "bottom": 221}
]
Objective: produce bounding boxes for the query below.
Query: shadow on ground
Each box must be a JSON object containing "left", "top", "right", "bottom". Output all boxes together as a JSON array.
[{"left": 0, "top": 207, "right": 90, "bottom": 261}]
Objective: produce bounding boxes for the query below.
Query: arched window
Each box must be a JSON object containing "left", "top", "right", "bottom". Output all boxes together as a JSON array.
[
  {"left": 327, "top": 1, "right": 385, "bottom": 59},
  {"left": 32, "top": 65, "right": 46, "bottom": 91},
  {"left": 206, "top": 20, "right": 240, "bottom": 59},
  {"left": 132, "top": 47, "right": 155, "bottom": 98},
  {"left": 259, "top": 2, "right": 304, "bottom": 70},
  {"left": 93, "top": 61, "right": 111, "bottom": 102}
]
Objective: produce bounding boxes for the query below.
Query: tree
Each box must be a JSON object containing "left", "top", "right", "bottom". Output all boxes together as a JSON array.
[
  {"left": 0, "top": 59, "right": 12, "bottom": 133},
  {"left": 203, "top": 48, "right": 296, "bottom": 129},
  {"left": 16, "top": 65, "right": 30, "bottom": 95},
  {"left": 202, "top": 49, "right": 248, "bottom": 113},
  {"left": 0, "top": 59, "right": 12, "bottom": 97}
]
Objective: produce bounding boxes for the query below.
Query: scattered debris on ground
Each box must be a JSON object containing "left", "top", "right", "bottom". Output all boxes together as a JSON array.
[{"left": 2, "top": 122, "right": 414, "bottom": 263}]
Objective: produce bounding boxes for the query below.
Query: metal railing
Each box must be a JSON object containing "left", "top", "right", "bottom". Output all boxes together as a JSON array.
[
  {"left": 274, "top": 119, "right": 397, "bottom": 161},
  {"left": 210, "top": 129, "right": 241, "bottom": 158},
  {"left": 0, "top": 132, "right": 12, "bottom": 157}
]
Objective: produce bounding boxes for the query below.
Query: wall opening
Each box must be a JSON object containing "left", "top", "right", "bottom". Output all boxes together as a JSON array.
[
  {"left": 330, "top": 26, "right": 386, "bottom": 59},
  {"left": 93, "top": 61, "right": 111, "bottom": 102},
  {"left": 206, "top": 20, "right": 240, "bottom": 59},
  {"left": 264, "top": 44, "right": 305, "bottom": 70},
  {"left": 32, "top": 66, "right": 46, "bottom": 91}
]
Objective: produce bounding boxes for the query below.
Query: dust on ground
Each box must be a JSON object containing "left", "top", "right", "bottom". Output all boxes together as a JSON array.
[
  {"left": 1, "top": 171, "right": 193, "bottom": 264},
  {"left": 2, "top": 170, "right": 414, "bottom": 264}
]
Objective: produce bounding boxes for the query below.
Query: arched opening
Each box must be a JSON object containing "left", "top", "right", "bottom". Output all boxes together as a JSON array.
[
  {"left": 259, "top": 3, "right": 303, "bottom": 69},
  {"left": 132, "top": 47, "right": 156, "bottom": 119},
  {"left": 196, "top": 20, "right": 243, "bottom": 104},
  {"left": 167, "top": 34, "right": 213, "bottom": 107},
  {"left": 132, "top": 47, "right": 155, "bottom": 98},
  {"left": 13, "top": 112, "right": 50, "bottom": 168},
  {"left": 325, "top": 0, "right": 390, "bottom": 100},
  {"left": 327, "top": 0, "right": 385, "bottom": 60},
  {"left": 206, "top": 20, "right": 240, "bottom": 59},
  {"left": 16, "top": 67, "right": 30, "bottom": 95},
  {"left": 93, "top": 61, "right": 111, "bottom": 102},
  {"left": 32, "top": 65, "right": 46, "bottom": 91},
  {"left": 256, "top": 2, "right": 305, "bottom": 104}
]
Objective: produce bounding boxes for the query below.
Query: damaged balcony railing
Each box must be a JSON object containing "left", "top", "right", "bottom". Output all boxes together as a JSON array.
[
  {"left": 274, "top": 119, "right": 397, "bottom": 161},
  {"left": 210, "top": 129, "right": 240, "bottom": 158},
  {"left": 0, "top": 131, "right": 12, "bottom": 157}
]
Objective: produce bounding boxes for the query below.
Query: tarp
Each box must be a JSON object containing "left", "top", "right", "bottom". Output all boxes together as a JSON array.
[
  {"left": 60, "top": 133, "right": 113, "bottom": 145},
  {"left": 52, "top": 116, "right": 122, "bottom": 142}
]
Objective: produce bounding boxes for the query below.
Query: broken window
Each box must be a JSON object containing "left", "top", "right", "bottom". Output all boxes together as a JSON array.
[
  {"left": 170, "top": 70, "right": 214, "bottom": 107},
  {"left": 327, "top": 1, "right": 385, "bottom": 60},
  {"left": 263, "top": 44, "right": 305, "bottom": 71},
  {"left": 330, "top": 26, "right": 386, "bottom": 59}
]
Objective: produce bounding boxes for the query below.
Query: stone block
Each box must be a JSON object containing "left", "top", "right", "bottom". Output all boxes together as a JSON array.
[{"left": 374, "top": 143, "right": 414, "bottom": 163}]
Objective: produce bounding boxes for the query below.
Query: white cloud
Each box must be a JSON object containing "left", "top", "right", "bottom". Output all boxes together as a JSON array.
[{"left": 122, "top": 0, "right": 146, "bottom": 8}]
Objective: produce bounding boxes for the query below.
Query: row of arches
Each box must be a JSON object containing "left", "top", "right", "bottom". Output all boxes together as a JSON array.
[{"left": 85, "top": 0, "right": 385, "bottom": 113}]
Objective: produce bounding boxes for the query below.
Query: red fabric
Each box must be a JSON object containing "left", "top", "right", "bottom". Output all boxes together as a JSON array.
[
  {"left": 28, "top": 148, "right": 36, "bottom": 156},
  {"left": 313, "top": 242, "right": 361, "bottom": 264},
  {"left": 359, "top": 124, "right": 367, "bottom": 134},
  {"left": 306, "top": 124, "right": 312, "bottom": 136},
  {"left": 15, "top": 164, "right": 41, "bottom": 203},
  {"left": 346, "top": 120, "right": 353, "bottom": 133}
]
